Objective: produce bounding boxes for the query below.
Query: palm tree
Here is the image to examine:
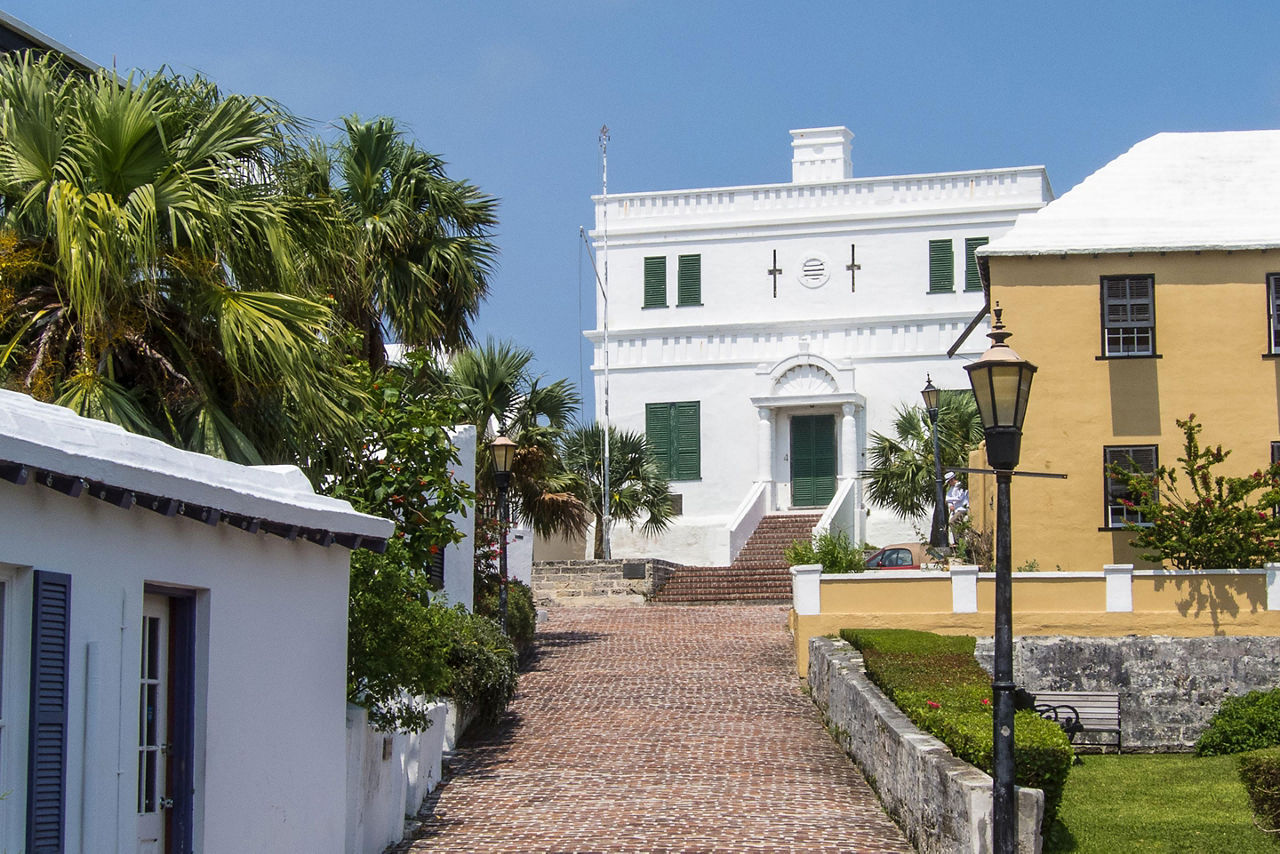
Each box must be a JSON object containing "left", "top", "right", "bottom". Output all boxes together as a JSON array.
[
  {"left": 560, "top": 423, "right": 674, "bottom": 559},
  {"left": 288, "top": 116, "right": 498, "bottom": 370},
  {"left": 0, "top": 53, "right": 362, "bottom": 468},
  {"left": 865, "top": 390, "right": 984, "bottom": 521},
  {"left": 443, "top": 338, "right": 588, "bottom": 538}
]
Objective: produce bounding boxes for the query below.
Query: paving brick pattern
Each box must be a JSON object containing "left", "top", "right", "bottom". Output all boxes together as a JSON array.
[{"left": 400, "top": 605, "right": 911, "bottom": 853}]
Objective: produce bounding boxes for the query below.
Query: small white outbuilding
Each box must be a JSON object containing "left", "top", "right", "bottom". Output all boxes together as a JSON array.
[{"left": 0, "top": 389, "right": 394, "bottom": 854}]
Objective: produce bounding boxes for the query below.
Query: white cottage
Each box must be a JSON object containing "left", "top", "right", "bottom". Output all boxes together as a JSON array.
[
  {"left": 589, "top": 127, "right": 1053, "bottom": 565},
  {"left": 0, "top": 390, "right": 393, "bottom": 854}
]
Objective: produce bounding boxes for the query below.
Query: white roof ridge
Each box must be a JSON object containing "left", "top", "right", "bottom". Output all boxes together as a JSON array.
[{"left": 0, "top": 389, "right": 393, "bottom": 540}]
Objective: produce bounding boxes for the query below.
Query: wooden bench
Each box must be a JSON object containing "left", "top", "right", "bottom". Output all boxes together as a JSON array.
[{"left": 1031, "top": 690, "right": 1122, "bottom": 751}]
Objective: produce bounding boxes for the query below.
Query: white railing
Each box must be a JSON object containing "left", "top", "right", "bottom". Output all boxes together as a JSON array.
[
  {"left": 727, "top": 482, "right": 769, "bottom": 564},
  {"left": 813, "top": 478, "right": 858, "bottom": 543},
  {"left": 793, "top": 563, "right": 1280, "bottom": 616}
]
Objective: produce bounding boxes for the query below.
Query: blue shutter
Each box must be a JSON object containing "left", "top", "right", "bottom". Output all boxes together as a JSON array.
[{"left": 27, "top": 570, "right": 71, "bottom": 854}]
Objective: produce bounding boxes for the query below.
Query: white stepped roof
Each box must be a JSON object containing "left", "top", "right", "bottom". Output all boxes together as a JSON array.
[
  {"left": 0, "top": 389, "right": 393, "bottom": 544},
  {"left": 981, "top": 130, "right": 1280, "bottom": 256}
]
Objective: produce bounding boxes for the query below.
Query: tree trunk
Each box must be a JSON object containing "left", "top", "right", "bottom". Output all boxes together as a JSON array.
[{"left": 592, "top": 512, "right": 604, "bottom": 559}]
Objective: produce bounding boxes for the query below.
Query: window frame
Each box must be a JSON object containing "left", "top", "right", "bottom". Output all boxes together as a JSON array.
[
  {"left": 642, "top": 256, "right": 667, "bottom": 309},
  {"left": 928, "top": 239, "right": 955, "bottom": 294},
  {"left": 1103, "top": 445, "right": 1158, "bottom": 529},
  {"left": 1099, "top": 274, "right": 1157, "bottom": 358},
  {"left": 1267, "top": 274, "right": 1280, "bottom": 355}
]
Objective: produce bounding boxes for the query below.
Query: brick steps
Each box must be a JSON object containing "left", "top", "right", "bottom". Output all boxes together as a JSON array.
[{"left": 652, "top": 512, "right": 822, "bottom": 604}]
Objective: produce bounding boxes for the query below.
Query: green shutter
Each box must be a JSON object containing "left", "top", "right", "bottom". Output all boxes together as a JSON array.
[
  {"left": 643, "top": 256, "right": 667, "bottom": 308},
  {"left": 673, "top": 401, "right": 700, "bottom": 480},
  {"left": 646, "top": 403, "right": 672, "bottom": 478},
  {"left": 646, "top": 401, "right": 699, "bottom": 481},
  {"left": 928, "top": 239, "right": 954, "bottom": 293},
  {"left": 965, "top": 237, "right": 988, "bottom": 291},
  {"left": 677, "top": 254, "right": 701, "bottom": 306}
]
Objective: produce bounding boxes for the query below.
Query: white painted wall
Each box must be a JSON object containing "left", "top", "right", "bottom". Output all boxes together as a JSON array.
[
  {"left": 590, "top": 128, "right": 1052, "bottom": 564},
  {"left": 445, "top": 425, "right": 477, "bottom": 609},
  {"left": 0, "top": 482, "right": 355, "bottom": 853}
]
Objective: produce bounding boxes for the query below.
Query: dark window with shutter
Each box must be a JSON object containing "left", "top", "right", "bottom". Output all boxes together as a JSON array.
[
  {"left": 645, "top": 401, "right": 700, "bottom": 481},
  {"left": 928, "top": 239, "right": 954, "bottom": 293},
  {"left": 428, "top": 547, "right": 445, "bottom": 588},
  {"left": 677, "top": 254, "right": 701, "bottom": 306},
  {"left": 1101, "top": 275, "right": 1156, "bottom": 357},
  {"left": 965, "top": 237, "right": 988, "bottom": 291},
  {"left": 1104, "top": 445, "right": 1158, "bottom": 528},
  {"left": 27, "top": 570, "right": 71, "bottom": 854},
  {"left": 643, "top": 256, "right": 667, "bottom": 308},
  {"left": 1268, "top": 274, "right": 1280, "bottom": 354}
]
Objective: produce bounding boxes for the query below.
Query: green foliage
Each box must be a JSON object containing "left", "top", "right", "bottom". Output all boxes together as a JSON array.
[
  {"left": 1115, "top": 415, "right": 1280, "bottom": 570},
  {"left": 1197, "top": 689, "right": 1280, "bottom": 756},
  {"left": 1238, "top": 747, "right": 1280, "bottom": 833},
  {"left": 784, "top": 529, "right": 867, "bottom": 574},
  {"left": 474, "top": 571, "right": 536, "bottom": 652},
  {"left": 841, "top": 627, "right": 1074, "bottom": 827},
  {"left": 0, "top": 52, "right": 366, "bottom": 467},
  {"left": 866, "top": 389, "right": 983, "bottom": 521},
  {"left": 324, "top": 350, "right": 472, "bottom": 574},
  {"left": 1046, "top": 754, "right": 1275, "bottom": 853},
  {"left": 437, "top": 605, "right": 518, "bottom": 726}
]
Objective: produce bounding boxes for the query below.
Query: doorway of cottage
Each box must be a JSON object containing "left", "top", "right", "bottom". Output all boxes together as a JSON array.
[{"left": 790, "top": 414, "right": 836, "bottom": 507}]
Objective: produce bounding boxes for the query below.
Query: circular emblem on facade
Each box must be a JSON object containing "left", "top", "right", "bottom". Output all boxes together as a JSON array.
[{"left": 797, "top": 253, "right": 830, "bottom": 289}]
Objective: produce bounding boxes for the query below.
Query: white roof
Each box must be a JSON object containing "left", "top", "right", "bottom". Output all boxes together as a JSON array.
[
  {"left": 981, "top": 130, "right": 1280, "bottom": 256},
  {"left": 0, "top": 389, "right": 393, "bottom": 541}
]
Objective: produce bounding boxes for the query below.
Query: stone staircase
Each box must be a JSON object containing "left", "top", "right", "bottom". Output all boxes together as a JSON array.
[{"left": 651, "top": 512, "right": 822, "bottom": 605}]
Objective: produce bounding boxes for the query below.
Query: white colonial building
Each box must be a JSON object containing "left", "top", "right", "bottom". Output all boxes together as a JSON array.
[{"left": 589, "top": 126, "right": 1053, "bottom": 566}]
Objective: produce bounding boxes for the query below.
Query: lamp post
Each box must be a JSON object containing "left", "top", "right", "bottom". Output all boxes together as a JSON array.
[
  {"left": 921, "top": 375, "right": 948, "bottom": 551},
  {"left": 490, "top": 435, "right": 517, "bottom": 634},
  {"left": 963, "top": 305, "right": 1036, "bottom": 854}
]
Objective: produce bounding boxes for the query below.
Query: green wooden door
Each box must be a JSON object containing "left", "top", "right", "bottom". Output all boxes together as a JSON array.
[{"left": 790, "top": 414, "right": 836, "bottom": 507}]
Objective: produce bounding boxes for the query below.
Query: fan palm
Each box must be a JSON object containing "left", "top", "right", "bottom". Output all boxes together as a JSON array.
[
  {"left": 0, "top": 53, "right": 362, "bottom": 467},
  {"left": 288, "top": 116, "right": 498, "bottom": 369},
  {"left": 865, "top": 390, "right": 984, "bottom": 520},
  {"left": 444, "top": 338, "right": 588, "bottom": 538},
  {"left": 559, "top": 423, "right": 674, "bottom": 559}
]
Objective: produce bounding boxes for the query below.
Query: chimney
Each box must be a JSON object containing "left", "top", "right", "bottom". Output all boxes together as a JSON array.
[{"left": 790, "top": 127, "right": 854, "bottom": 182}]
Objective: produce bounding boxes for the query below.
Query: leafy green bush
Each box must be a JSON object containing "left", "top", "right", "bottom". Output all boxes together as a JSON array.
[
  {"left": 1197, "top": 689, "right": 1280, "bottom": 756},
  {"left": 475, "top": 575, "right": 536, "bottom": 654},
  {"left": 1238, "top": 747, "right": 1280, "bottom": 832},
  {"left": 785, "top": 529, "right": 867, "bottom": 574},
  {"left": 841, "top": 628, "right": 1074, "bottom": 828},
  {"left": 439, "top": 606, "right": 518, "bottom": 726}
]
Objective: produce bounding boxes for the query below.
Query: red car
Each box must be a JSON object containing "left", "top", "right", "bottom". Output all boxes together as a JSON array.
[{"left": 864, "top": 542, "right": 930, "bottom": 569}]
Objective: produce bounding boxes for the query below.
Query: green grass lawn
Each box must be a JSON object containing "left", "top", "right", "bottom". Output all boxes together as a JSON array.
[{"left": 1045, "top": 753, "right": 1276, "bottom": 853}]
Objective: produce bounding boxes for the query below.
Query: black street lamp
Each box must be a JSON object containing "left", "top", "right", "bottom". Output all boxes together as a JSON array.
[
  {"left": 921, "top": 375, "right": 948, "bottom": 551},
  {"left": 490, "top": 435, "right": 517, "bottom": 634},
  {"left": 963, "top": 305, "right": 1037, "bottom": 854}
]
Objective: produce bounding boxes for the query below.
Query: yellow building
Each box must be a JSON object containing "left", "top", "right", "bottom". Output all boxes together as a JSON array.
[{"left": 970, "top": 130, "right": 1280, "bottom": 572}]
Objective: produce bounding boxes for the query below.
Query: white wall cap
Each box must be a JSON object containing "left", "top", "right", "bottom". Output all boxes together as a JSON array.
[{"left": 0, "top": 389, "right": 394, "bottom": 539}]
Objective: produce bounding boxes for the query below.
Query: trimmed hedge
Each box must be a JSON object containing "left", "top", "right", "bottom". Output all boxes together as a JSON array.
[
  {"left": 1196, "top": 688, "right": 1280, "bottom": 756},
  {"left": 841, "top": 628, "right": 1074, "bottom": 828},
  {"left": 1239, "top": 747, "right": 1280, "bottom": 832}
]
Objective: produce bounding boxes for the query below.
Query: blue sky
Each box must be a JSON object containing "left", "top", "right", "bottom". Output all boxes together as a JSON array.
[{"left": 9, "top": 1, "right": 1280, "bottom": 414}]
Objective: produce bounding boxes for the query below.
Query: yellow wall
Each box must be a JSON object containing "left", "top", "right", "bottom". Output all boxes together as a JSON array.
[{"left": 976, "top": 251, "right": 1280, "bottom": 572}]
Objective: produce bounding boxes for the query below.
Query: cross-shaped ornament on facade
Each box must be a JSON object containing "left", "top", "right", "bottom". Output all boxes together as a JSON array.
[
  {"left": 846, "top": 244, "right": 860, "bottom": 292},
  {"left": 768, "top": 249, "right": 782, "bottom": 298}
]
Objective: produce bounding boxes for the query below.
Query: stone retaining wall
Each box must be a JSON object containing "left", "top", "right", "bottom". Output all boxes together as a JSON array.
[
  {"left": 809, "top": 637, "right": 1043, "bottom": 854},
  {"left": 531, "top": 559, "right": 680, "bottom": 606},
  {"left": 975, "top": 635, "right": 1280, "bottom": 750}
]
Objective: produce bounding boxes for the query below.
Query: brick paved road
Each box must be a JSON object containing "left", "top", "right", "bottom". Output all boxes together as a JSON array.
[{"left": 400, "top": 605, "right": 911, "bottom": 853}]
